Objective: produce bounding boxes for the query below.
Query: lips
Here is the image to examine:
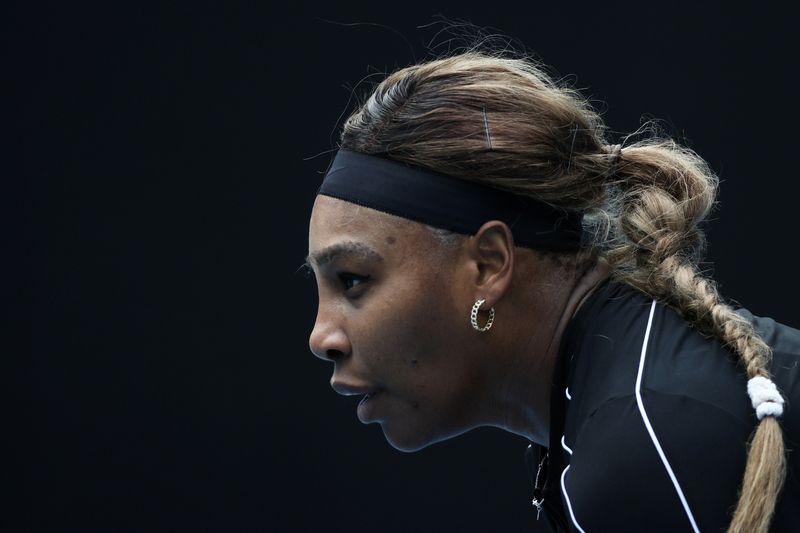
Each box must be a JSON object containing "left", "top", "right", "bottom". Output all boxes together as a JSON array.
[
  {"left": 359, "top": 388, "right": 381, "bottom": 403},
  {"left": 331, "top": 380, "right": 382, "bottom": 398},
  {"left": 331, "top": 379, "right": 383, "bottom": 422}
]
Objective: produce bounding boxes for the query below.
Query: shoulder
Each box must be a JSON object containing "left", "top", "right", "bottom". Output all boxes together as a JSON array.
[
  {"left": 561, "top": 284, "right": 758, "bottom": 531},
  {"left": 566, "top": 283, "right": 754, "bottom": 430},
  {"left": 559, "top": 283, "right": 800, "bottom": 531}
]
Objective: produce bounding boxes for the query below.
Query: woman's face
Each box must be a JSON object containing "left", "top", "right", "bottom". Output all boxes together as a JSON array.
[{"left": 307, "top": 195, "right": 488, "bottom": 452}]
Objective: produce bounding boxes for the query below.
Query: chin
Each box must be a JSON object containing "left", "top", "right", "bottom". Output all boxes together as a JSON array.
[
  {"left": 382, "top": 422, "right": 470, "bottom": 453},
  {"left": 381, "top": 423, "right": 436, "bottom": 453}
]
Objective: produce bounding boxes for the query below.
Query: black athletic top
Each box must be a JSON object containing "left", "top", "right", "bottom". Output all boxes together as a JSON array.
[{"left": 533, "top": 280, "right": 800, "bottom": 532}]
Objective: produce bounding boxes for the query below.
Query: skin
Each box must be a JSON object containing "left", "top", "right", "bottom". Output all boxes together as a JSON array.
[{"left": 307, "top": 195, "right": 610, "bottom": 452}]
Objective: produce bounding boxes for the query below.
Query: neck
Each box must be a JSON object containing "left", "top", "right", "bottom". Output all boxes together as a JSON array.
[{"left": 487, "top": 259, "right": 610, "bottom": 445}]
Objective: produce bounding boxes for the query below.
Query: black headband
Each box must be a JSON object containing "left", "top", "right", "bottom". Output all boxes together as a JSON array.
[{"left": 317, "top": 149, "right": 584, "bottom": 251}]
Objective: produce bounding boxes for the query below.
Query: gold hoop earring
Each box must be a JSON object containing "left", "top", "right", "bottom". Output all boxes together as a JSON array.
[{"left": 470, "top": 298, "right": 495, "bottom": 332}]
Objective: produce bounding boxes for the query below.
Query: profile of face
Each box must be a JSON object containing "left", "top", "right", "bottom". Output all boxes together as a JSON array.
[{"left": 307, "top": 195, "right": 493, "bottom": 452}]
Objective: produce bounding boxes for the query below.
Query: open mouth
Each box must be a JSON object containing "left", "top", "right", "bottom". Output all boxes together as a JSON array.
[{"left": 359, "top": 388, "right": 382, "bottom": 405}]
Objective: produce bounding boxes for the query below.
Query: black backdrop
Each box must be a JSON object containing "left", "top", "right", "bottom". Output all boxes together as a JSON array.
[{"left": 20, "top": 2, "right": 799, "bottom": 532}]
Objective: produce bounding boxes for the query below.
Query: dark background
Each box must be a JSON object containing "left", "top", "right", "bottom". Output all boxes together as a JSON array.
[{"left": 19, "top": 2, "right": 799, "bottom": 532}]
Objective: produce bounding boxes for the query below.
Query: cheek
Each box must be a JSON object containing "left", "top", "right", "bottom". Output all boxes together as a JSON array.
[
  {"left": 363, "top": 280, "right": 480, "bottom": 451},
  {"left": 372, "top": 276, "right": 460, "bottom": 362},
  {"left": 361, "top": 277, "right": 468, "bottom": 406},
  {"left": 360, "top": 297, "right": 443, "bottom": 373}
]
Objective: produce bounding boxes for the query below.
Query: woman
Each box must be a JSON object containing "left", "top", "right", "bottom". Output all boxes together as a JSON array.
[{"left": 305, "top": 50, "right": 799, "bottom": 532}]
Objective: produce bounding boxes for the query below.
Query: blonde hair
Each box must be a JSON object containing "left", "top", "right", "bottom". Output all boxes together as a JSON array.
[{"left": 337, "top": 49, "right": 785, "bottom": 532}]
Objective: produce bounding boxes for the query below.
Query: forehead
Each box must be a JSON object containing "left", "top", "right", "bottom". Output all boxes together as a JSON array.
[{"left": 308, "top": 195, "right": 430, "bottom": 262}]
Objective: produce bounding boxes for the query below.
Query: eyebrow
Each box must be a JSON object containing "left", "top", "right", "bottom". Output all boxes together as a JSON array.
[{"left": 305, "top": 241, "right": 384, "bottom": 269}]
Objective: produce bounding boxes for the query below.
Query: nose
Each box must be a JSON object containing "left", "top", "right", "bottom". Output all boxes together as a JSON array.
[{"left": 309, "top": 314, "right": 351, "bottom": 362}]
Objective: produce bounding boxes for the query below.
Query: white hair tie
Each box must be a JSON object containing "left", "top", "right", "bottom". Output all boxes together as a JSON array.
[{"left": 747, "top": 376, "right": 785, "bottom": 420}]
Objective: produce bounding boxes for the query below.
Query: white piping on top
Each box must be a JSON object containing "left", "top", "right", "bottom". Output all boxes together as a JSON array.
[
  {"left": 560, "top": 465, "right": 587, "bottom": 533},
  {"left": 635, "top": 300, "right": 700, "bottom": 533},
  {"left": 561, "top": 435, "right": 573, "bottom": 456}
]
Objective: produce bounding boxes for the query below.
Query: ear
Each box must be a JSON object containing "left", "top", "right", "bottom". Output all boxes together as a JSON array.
[{"left": 466, "top": 220, "right": 515, "bottom": 307}]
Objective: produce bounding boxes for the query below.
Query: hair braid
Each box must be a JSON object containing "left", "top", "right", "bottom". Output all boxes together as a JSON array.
[{"left": 602, "top": 143, "right": 786, "bottom": 533}]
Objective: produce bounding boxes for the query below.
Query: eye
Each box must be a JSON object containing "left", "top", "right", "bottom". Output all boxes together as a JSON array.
[{"left": 338, "top": 272, "right": 369, "bottom": 292}]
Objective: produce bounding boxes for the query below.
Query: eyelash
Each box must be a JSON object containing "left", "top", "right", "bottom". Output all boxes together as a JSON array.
[{"left": 298, "top": 263, "right": 314, "bottom": 278}]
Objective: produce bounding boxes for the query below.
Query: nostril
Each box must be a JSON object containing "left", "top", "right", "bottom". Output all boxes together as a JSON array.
[{"left": 326, "top": 349, "right": 345, "bottom": 361}]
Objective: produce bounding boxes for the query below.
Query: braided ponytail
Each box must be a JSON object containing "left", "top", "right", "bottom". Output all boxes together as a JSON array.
[{"left": 597, "top": 140, "right": 786, "bottom": 533}]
